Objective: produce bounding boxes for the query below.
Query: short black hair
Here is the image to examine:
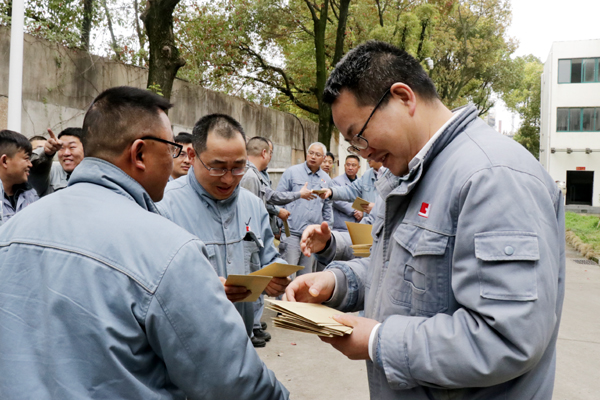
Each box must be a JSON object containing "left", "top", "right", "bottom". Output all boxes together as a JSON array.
[
  {"left": 326, "top": 152, "right": 335, "bottom": 162},
  {"left": 345, "top": 154, "right": 360, "bottom": 163},
  {"left": 175, "top": 132, "right": 192, "bottom": 145},
  {"left": 29, "top": 135, "right": 47, "bottom": 142},
  {"left": 58, "top": 127, "right": 84, "bottom": 142},
  {"left": 191, "top": 114, "right": 246, "bottom": 154},
  {"left": 323, "top": 40, "right": 439, "bottom": 107},
  {"left": 247, "top": 136, "right": 270, "bottom": 157},
  {"left": 0, "top": 130, "right": 33, "bottom": 157},
  {"left": 82, "top": 86, "right": 173, "bottom": 159}
]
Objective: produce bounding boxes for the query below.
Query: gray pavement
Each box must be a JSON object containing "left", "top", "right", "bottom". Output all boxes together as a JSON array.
[{"left": 256, "top": 244, "right": 599, "bottom": 399}]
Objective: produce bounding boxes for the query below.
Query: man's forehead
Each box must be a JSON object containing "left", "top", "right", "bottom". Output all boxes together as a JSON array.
[{"left": 60, "top": 136, "right": 82, "bottom": 145}]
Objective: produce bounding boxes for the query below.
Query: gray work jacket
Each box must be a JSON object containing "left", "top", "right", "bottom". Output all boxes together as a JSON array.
[
  {"left": 29, "top": 147, "right": 69, "bottom": 197},
  {"left": 0, "top": 158, "right": 288, "bottom": 399},
  {"left": 157, "top": 167, "right": 287, "bottom": 335},
  {"left": 331, "top": 173, "right": 359, "bottom": 231},
  {"left": 321, "top": 105, "right": 565, "bottom": 399}
]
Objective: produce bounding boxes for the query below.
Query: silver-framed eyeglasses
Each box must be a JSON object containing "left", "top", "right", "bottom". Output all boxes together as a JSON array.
[
  {"left": 140, "top": 136, "right": 183, "bottom": 158},
  {"left": 347, "top": 88, "right": 391, "bottom": 155},
  {"left": 198, "top": 157, "right": 248, "bottom": 177}
]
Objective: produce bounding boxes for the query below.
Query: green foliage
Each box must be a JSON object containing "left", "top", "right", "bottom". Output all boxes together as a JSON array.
[
  {"left": 147, "top": 82, "right": 164, "bottom": 96},
  {"left": 502, "top": 55, "right": 543, "bottom": 158},
  {"left": 565, "top": 212, "right": 600, "bottom": 252}
]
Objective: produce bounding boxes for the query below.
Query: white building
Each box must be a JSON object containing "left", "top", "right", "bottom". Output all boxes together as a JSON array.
[{"left": 540, "top": 39, "right": 600, "bottom": 209}]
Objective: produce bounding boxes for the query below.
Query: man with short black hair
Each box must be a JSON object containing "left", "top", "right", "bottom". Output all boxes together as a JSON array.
[
  {"left": 330, "top": 154, "right": 362, "bottom": 232},
  {"left": 288, "top": 40, "right": 565, "bottom": 400},
  {"left": 29, "top": 127, "right": 85, "bottom": 197},
  {"left": 158, "top": 115, "right": 291, "bottom": 349},
  {"left": 0, "top": 130, "right": 38, "bottom": 224},
  {"left": 0, "top": 86, "right": 288, "bottom": 399},
  {"left": 171, "top": 132, "right": 193, "bottom": 180},
  {"left": 29, "top": 135, "right": 47, "bottom": 150}
]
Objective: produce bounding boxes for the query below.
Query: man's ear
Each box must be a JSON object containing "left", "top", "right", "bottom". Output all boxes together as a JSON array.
[
  {"left": 187, "top": 146, "right": 196, "bottom": 162},
  {"left": 130, "top": 139, "right": 146, "bottom": 172},
  {"left": 0, "top": 154, "right": 9, "bottom": 169},
  {"left": 390, "top": 82, "right": 417, "bottom": 116}
]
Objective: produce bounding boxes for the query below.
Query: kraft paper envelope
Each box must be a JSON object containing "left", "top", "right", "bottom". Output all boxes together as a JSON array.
[
  {"left": 283, "top": 220, "right": 291, "bottom": 237},
  {"left": 224, "top": 275, "right": 272, "bottom": 302},
  {"left": 311, "top": 189, "right": 329, "bottom": 194},
  {"left": 345, "top": 221, "right": 374, "bottom": 245},
  {"left": 266, "top": 299, "right": 353, "bottom": 336},
  {"left": 351, "top": 197, "right": 370, "bottom": 212},
  {"left": 249, "top": 262, "right": 304, "bottom": 278}
]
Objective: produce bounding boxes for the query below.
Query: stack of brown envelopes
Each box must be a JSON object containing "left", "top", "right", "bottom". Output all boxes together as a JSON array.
[
  {"left": 351, "top": 243, "right": 371, "bottom": 257},
  {"left": 266, "top": 299, "right": 353, "bottom": 337}
]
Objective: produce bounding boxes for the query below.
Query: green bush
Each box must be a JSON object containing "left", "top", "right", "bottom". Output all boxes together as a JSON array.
[{"left": 565, "top": 212, "right": 600, "bottom": 253}]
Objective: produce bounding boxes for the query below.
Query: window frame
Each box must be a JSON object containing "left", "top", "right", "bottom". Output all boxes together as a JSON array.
[
  {"left": 557, "top": 107, "right": 600, "bottom": 132},
  {"left": 558, "top": 57, "right": 600, "bottom": 84}
]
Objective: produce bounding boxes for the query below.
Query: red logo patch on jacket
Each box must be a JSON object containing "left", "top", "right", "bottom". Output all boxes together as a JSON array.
[{"left": 418, "top": 202, "right": 430, "bottom": 218}]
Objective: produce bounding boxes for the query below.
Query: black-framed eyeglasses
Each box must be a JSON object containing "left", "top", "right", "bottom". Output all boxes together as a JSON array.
[
  {"left": 347, "top": 88, "right": 391, "bottom": 155},
  {"left": 140, "top": 136, "right": 183, "bottom": 158},
  {"left": 198, "top": 157, "right": 248, "bottom": 177}
]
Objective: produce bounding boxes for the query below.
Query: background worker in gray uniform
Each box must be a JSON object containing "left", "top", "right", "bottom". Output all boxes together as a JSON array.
[{"left": 287, "top": 40, "right": 565, "bottom": 400}]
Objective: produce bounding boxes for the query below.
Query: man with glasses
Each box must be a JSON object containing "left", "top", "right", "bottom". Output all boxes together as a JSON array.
[
  {"left": 170, "top": 132, "right": 193, "bottom": 181},
  {"left": 0, "top": 86, "right": 289, "bottom": 399},
  {"left": 157, "top": 114, "right": 290, "bottom": 348},
  {"left": 275, "top": 142, "right": 333, "bottom": 275},
  {"left": 287, "top": 41, "right": 565, "bottom": 400}
]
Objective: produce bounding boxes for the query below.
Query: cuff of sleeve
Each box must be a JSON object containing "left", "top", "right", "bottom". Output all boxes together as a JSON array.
[
  {"left": 292, "top": 192, "right": 301, "bottom": 201},
  {"left": 377, "top": 315, "right": 419, "bottom": 390},
  {"left": 315, "top": 234, "right": 336, "bottom": 265},
  {"left": 330, "top": 187, "right": 338, "bottom": 200},
  {"left": 368, "top": 323, "right": 382, "bottom": 362},
  {"left": 322, "top": 269, "right": 347, "bottom": 308}
]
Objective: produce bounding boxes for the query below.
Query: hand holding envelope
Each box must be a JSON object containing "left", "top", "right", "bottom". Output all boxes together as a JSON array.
[{"left": 224, "top": 263, "right": 304, "bottom": 302}]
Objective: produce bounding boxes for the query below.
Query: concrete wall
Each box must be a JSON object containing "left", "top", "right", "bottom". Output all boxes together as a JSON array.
[
  {"left": 0, "top": 26, "right": 320, "bottom": 187},
  {"left": 540, "top": 39, "right": 600, "bottom": 206}
]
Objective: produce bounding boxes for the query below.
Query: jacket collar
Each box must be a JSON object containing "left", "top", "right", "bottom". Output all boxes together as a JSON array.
[
  {"left": 68, "top": 158, "right": 159, "bottom": 214},
  {"left": 303, "top": 161, "right": 322, "bottom": 176},
  {"left": 377, "top": 104, "right": 479, "bottom": 199}
]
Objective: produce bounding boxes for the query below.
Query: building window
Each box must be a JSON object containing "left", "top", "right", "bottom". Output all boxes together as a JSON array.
[
  {"left": 558, "top": 58, "right": 600, "bottom": 83},
  {"left": 557, "top": 108, "right": 600, "bottom": 131}
]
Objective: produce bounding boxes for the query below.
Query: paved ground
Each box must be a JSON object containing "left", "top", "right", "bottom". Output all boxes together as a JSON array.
[{"left": 256, "top": 244, "right": 599, "bottom": 399}]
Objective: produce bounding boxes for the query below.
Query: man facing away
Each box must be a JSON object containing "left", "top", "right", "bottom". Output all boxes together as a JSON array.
[
  {"left": 157, "top": 114, "right": 291, "bottom": 349},
  {"left": 276, "top": 142, "right": 333, "bottom": 275},
  {"left": 29, "top": 127, "right": 85, "bottom": 197},
  {"left": 0, "top": 86, "right": 288, "bottom": 399},
  {"left": 0, "top": 130, "right": 38, "bottom": 225},
  {"left": 170, "top": 132, "right": 193, "bottom": 181},
  {"left": 287, "top": 40, "right": 565, "bottom": 400}
]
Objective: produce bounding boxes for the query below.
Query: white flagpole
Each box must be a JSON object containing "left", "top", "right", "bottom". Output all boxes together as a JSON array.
[{"left": 7, "top": 0, "right": 25, "bottom": 132}]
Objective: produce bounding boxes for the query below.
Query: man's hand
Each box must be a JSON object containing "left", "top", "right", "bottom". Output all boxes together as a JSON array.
[
  {"left": 285, "top": 271, "right": 335, "bottom": 303},
  {"left": 300, "top": 182, "right": 317, "bottom": 200},
  {"left": 320, "top": 314, "right": 379, "bottom": 360},
  {"left": 218, "top": 277, "right": 251, "bottom": 302},
  {"left": 265, "top": 277, "right": 291, "bottom": 297},
  {"left": 317, "top": 188, "right": 332, "bottom": 200},
  {"left": 277, "top": 208, "right": 290, "bottom": 221},
  {"left": 44, "top": 128, "right": 63, "bottom": 156},
  {"left": 353, "top": 210, "right": 364, "bottom": 222},
  {"left": 300, "top": 221, "right": 332, "bottom": 257},
  {"left": 363, "top": 202, "right": 375, "bottom": 214}
]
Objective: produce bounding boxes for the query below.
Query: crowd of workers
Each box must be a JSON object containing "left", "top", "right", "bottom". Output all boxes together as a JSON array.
[{"left": 0, "top": 40, "right": 565, "bottom": 400}]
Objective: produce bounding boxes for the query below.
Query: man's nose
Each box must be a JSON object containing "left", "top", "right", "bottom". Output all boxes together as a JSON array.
[{"left": 221, "top": 172, "right": 234, "bottom": 184}]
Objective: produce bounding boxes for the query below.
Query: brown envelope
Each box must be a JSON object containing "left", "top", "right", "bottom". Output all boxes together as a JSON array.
[
  {"left": 224, "top": 275, "right": 272, "bottom": 302},
  {"left": 249, "top": 262, "right": 304, "bottom": 278},
  {"left": 351, "top": 197, "right": 370, "bottom": 212},
  {"left": 345, "top": 221, "right": 373, "bottom": 245}
]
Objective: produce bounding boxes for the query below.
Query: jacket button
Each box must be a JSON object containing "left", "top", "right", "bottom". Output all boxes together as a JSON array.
[{"left": 504, "top": 246, "right": 514, "bottom": 255}]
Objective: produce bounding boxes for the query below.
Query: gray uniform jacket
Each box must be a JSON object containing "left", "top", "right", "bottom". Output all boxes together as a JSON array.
[
  {"left": 331, "top": 173, "right": 359, "bottom": 231},
  {"left": 276, "top": 162, "right": 333, "bottom": 236},
  {"left": 1, "top": 182, "right": 39, "bottom": 222},
  {"left": 0, "top": 158, "right": 288, "bottom": 399},
  {"left": 320, "top": 105, "right": 565, "bottom": 399},
  {"left": 241, "top": 160, "right": 301, "bottom": 206},
  {"left": 29, "top": 147, "right": 69, "bottom": 197},
  {"left": 157, "top": 167, "right": 286, "bottom": 336}
]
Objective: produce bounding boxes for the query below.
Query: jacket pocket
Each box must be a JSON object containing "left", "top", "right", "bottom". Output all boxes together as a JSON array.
[
  {"left": 475, "top": 231, "right": 539, "bottom": 301},
  {"left": 388, "top": 223, "right": 451, "bottom": 316},
  {"left": 243, "top": 231, "right": 264, "bottom": 273}
]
